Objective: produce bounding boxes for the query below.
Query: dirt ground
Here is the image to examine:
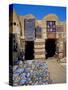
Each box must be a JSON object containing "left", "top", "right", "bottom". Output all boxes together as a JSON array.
[{"left": 46, "top": 57, "right": 66, "bottom": 84}]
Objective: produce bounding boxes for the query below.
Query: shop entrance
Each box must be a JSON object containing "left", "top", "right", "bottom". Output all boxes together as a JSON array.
[
  {"left": 45, "top": 39, "right": 56, "bottom": 59},
  {"left": 25, "top": 41, "right": 34, "bottom": 60}
]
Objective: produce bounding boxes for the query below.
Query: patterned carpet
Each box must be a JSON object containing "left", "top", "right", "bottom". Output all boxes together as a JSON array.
[{"left": 11, "top": 60, "right": 51, "bottom": 86}]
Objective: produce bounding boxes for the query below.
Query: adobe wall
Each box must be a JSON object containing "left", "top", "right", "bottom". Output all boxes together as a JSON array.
[{"left": 9, "top": 11, "right": 66, "bottom": 60}]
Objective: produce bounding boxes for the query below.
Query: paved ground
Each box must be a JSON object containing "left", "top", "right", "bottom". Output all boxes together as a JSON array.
[{"left": 45, "top": 57, "right": 66, "bottom": 84}]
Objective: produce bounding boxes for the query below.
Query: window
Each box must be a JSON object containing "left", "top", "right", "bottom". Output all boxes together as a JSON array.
[
  {"left": 14, "top": 22, "right": 16, "bottom": 25},
  {"left": 35, "top": 26, "right": 42, "bottom": 38},
  {"left": 10, "top": 22, "right": 16, "bottom": 26},
  {"left": 24, "top": 19, "right": 35, "bottom": 41},
  {"left": 46, "top": 21, "right": 56, "bottom": 32}
]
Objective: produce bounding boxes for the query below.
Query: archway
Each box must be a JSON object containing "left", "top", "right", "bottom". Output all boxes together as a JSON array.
[{"left": 45, "top": 39, "right": 56, "bottom": 59}]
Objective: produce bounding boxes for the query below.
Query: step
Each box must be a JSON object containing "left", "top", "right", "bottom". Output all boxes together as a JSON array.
[
  {"left": 35, "top": 54, "right": 45, "bottom": 59},
  {"left": 34, "top": 49, "right": 45, "bottom": 52},
  {"left": 34, "top": 39, "right": 45, "bottom": 42},
  {"left": 34, "top": 42, "right": 45, "bottom": 45},
  {"left": 34, "top": 52, "right": 45, "bottom": 55},
  {"left": 34, "top": 45, "right": 45, "bottom": 48}
]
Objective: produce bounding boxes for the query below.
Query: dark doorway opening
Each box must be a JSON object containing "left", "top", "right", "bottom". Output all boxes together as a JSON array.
[
  {"left": 45, "top": 39, "right": 56, "bottom": 59},
  {"left": 25, "top": 41, "right": 34, "bottom": 60}
]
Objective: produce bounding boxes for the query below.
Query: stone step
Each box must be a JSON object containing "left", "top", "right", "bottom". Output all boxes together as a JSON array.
[
  {"left": 35, "top": 39, "right": 45, "bottom": 42},
  {"left": 34, "top": 52, "right": 45, "bottom": 55},
  {"left": 34, "top": 49, "right": 45, "bottom": 52},
  {"left": 34, "top": 45, "right": 45, "bottom": 48},
  {"left": 35, "top": 54, "right": 45, "bottom": 59},
  {"left": 34, "top": 42, "right": 45, "bottom": 45}
]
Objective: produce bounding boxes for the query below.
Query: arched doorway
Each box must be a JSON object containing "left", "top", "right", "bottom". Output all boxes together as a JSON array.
[
  {"left": 45, "top": 39, "right": 56, "bottom": 59},
  {"left": 25, "top": 41, "right": 34, "bottom": 60}
]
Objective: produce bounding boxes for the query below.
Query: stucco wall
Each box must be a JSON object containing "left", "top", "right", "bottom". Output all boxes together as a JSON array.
[{"left": 9, "top": 10, "right": 66, "bottom": 60}]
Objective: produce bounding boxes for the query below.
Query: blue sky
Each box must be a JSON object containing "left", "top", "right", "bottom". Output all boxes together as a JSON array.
[{"left": 10, "top": 4, "right": 66, "bottom": 21}]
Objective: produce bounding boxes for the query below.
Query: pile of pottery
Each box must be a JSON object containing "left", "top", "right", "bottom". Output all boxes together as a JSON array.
[{"left": 13, "top": 60, "right": 48, "bottom": 86}]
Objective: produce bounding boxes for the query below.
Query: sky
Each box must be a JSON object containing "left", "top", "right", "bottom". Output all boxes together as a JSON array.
[{"left": 10, "top": 4, "right": 66, "bottom": 21}]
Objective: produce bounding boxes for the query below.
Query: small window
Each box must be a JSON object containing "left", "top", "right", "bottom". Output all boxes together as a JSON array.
[
  {"left": 14, "top": 22, "right": 16, "bottom": 25},
  {"left": 35, "top": 26, "right": 42, "bottom": 38},
  {"left": 46, "top": 21, "right": 56, "bottom": 32},
  {"left": 10, "top": 22, "right": 16, "bottom": 26}
]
